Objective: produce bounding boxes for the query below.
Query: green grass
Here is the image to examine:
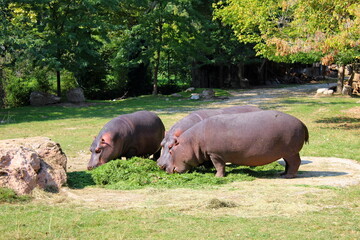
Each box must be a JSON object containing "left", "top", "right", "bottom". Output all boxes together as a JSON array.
[
  {"left": 0, "top": 187, "right": 359, "bottom": 239},
  {"left": 274, "top": 96, "right": 360, "bottom": 161},
  {"left": 1, "top": 88, "right": 360, "bottom": 239},
  {"left": 0, "top": 188, "right": 32, "bottom": 203}
]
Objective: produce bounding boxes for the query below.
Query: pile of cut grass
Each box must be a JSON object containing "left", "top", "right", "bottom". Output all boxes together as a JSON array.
[{"left": 89, "top": 157, "right": 284, "bottom": 190}]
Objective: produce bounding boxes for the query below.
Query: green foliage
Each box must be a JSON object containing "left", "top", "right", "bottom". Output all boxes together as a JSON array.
[
  {"left": 3, "top": 75, "right": 34, "bottom": 108},
  {"left": 214, "top": 0, "right": 360, "bottom": 65},
  {"left": 89, "top": 157, "right": 284, "bottom": 190},
  {"left": 0, "top": 187, "right": 31, "bottom": 203}
]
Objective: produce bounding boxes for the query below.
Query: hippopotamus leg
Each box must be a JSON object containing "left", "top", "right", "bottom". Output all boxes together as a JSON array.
[
  {"left": 209, "top": 154, "right": 226, "bottom": 177},
  {"left": 152, "top": 149, "right": 161, "bottom": 160},
  {"left": 125, "top": 148, "right": 137, "bottom": 159},
  {"left": 281, "top": 153, "right": 301, "bottom": 178}
]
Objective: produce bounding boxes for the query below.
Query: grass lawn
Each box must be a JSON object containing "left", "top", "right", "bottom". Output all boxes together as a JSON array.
[{"left": 0, "top": 87, "right": 359, "bottom": 239}]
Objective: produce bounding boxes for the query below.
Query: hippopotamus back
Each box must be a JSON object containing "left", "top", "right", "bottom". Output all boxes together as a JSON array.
[
  {"left": 164, "top": 110, "right": 308, "bottom": 178},
  {"left": 88, "top": 110, "right": 165, "bottom": 170},
  {"left": 157, "top": 105, "right": 262, "bottom": 169}
]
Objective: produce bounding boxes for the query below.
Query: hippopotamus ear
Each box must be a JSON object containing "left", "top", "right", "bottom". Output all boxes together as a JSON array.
[{"left": 100, "top": 132, "right": 112, "bottom": 147}]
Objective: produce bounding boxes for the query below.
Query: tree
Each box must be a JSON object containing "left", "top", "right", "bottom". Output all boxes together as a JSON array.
[
  {"left": 7, "top": 0, "right": 113, "bottom": 97},
  {"left": 108, "top": 0, "right": 211, "bottom": 95},
  {"left": 214, "top": 0, "right": 360, "bottom": 91}
]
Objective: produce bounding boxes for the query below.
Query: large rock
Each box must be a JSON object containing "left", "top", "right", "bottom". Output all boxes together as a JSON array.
[
  {"left": 66, "top": 87, "right": 85, "bottom": 103},
  {"left": 0, "top": 137, "right": 67, "bottom": 195},
  {"left": 30, "top": 91, "right": 61, "bottom": 106},
  {"left": 201, "top": 89, "right": 215, "bottom": 99}
]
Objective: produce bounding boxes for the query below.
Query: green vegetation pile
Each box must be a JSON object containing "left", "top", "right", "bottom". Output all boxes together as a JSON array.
[{"left": 88, "top": 157, "right": 284, "bottom": 190}]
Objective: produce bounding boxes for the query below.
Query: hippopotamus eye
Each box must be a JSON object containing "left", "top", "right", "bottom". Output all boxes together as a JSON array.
[{"left": 95, "top": 148, "right": 101, "bottom": 154}]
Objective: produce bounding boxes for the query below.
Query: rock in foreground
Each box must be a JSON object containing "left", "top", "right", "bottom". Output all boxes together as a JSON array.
[{"left": 0, "top": 137, "right": 67, "bottom": 195}]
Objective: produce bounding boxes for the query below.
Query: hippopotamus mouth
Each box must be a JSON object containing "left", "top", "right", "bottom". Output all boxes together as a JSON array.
[{"left": 87, "top": 158, "right": 107, "bottom": 170}]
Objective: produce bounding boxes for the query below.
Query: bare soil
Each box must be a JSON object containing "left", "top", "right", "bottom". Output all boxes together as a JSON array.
[{"left": 54, "top": 83, "right": 360, "bottom": 217}]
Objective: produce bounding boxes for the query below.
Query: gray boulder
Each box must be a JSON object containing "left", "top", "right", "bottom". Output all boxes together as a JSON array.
[
  {"left": 201, "top": 89, "right": 215, "bottom": 99},
  {"left": 30, "top": 91, "right": 60, "bottom": 106},
  {"left": 66, "top": 88, "right": 85, "bottom": 103}
]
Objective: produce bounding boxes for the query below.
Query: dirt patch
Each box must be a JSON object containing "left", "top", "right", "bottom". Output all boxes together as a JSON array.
[
  {"left": 343, "top": 106, "right": 360, "bottom": 118},
  {"left": 55, "top": 157, "right": 360, "bottom": 217}
]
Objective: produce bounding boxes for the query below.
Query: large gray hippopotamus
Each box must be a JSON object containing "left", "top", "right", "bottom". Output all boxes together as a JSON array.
[
  {"left": 157, "top": 105, "right": 262, "bottom": 169},
  {"left": 162, "top": 110, "right": 309, "bottom": 178},
  {"left": 88, "top": 111, "right": 165, "bottom": 170}
]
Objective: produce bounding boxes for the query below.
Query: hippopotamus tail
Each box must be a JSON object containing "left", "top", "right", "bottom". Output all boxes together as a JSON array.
[{"left": 303, "top": 122, "right": 309, "bottom": 144}]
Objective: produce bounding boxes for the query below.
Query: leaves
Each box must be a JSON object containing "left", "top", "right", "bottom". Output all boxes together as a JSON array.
[{"left": 214, "top": 0, "right": 360, "bottom": 65}]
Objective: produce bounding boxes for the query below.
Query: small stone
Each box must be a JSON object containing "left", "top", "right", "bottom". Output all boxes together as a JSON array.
[
  {"left": 190, "top": 93, "right": 200, "bottom": 100},
  {"left": 316, "top": 88, "right": 327, "bottom": 94}
]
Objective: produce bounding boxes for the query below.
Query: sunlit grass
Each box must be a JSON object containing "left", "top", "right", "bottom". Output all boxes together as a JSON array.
[{"left": 0, "top": 90, "right": 360, "bottom": 239}]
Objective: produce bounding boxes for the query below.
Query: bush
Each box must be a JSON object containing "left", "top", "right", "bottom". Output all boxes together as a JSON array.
[{"left": 3, "top": 75, "right": 34, "bottom": 108}]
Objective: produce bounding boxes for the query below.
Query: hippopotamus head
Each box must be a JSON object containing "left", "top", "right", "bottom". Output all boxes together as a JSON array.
[
  {"left": 88, "top": 132, "right": 117, "bottom": 170},
  {"left": 162, "top": 137, "right": 198, "bottom": 174},
  {"left": 157, "top": 130, "right": 183, "bottom": 171}
]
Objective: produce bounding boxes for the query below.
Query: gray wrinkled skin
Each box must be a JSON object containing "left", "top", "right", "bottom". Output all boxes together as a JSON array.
[
  {"left": 88, "top": 111, "right": 165, "bottom": 170},
  {"left": 157, "top": 105, "right": 262, "bottom": 170},
  {"left": 162, "top": 110, "right": 308, "bottom": 178}
]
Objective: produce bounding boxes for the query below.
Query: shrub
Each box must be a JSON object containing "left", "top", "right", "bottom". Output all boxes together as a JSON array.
[{"left": 3, "top": 75, "right": 34, "bottom": 108}]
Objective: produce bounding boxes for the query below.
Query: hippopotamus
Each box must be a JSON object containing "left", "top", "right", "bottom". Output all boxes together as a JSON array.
[
  {"left": 87, "top": 110, "right": 165, "bottom": 170},
  {"left": 162, "top": 110, "right": 309, "bottom": 178},
  {"left": 157, "top": 105, "right": 262, "bottom": 169}
]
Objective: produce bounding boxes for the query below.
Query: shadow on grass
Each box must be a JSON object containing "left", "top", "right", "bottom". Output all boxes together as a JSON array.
[
  {"left": 0, "top": 95, "right": 211, "bottom": 125},
  {"left": 227, "top": 167, "right": 283, "bottom": 178},
  {"left": 315, "top": 116, "right": 360, "bottom": 130},
  {"left": 192, "top": 163, "right": 284, "bottom": 179},
  {"left": 67, "top": 171, "right": 96, "bottom": 189},
  {"left": 297, "top": 171, "right": 348, "bottom": 178}
]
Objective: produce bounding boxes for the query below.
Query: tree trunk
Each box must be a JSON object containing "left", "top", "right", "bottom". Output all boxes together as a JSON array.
[
  {"left": 257, "top": 58, "right": 267, "bottom": 84},
  {"left": 0, "top": 66, "right": 4, "bottom": 108},
  {"left": 152, "top": 9, "right": 163, "bottom": 96},
  {"left": 347, "top": 64, "right": 354, "bottom": 89},
  {"left": 152, "top": 49, "right": 160, "bottom": 95},
  {"left": 238, "top": 62, "right": 249, "bottom": 88},
  {"left": 56, "top": 70, "right": 61, "bottom": 97},
  {"left": 337, "top": 64, "right": 345, "bottom": 94}
]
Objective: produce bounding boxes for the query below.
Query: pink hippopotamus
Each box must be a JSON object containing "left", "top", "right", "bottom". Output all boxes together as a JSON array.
[
  {"left": 162, "top": 110, "right": 309, "bottom": 178},
  {"left": 157, "top": 105, "right": 262, "bottom": 169},
  {"left": 88, "top": 111, "right": 165, "bottom": 170}
]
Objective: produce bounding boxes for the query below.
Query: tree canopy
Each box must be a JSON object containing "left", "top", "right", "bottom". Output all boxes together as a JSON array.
[
  {"left": 214, "top": 0, "right": 360, "bottom": 65},
  {"left": 1, "top": 0, "right": 359, "bottom": 107}
]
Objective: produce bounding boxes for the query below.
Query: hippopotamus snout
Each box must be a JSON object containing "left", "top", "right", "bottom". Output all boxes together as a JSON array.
[
  {"left": 157, "top": 160, "right": 176, "bottom": 174},
  {"left": 87, "top": 159, "right": 103, "bottom": 170},
  {"left": 157, "top": 160, "right": 172, "bottom": 172},
  {"left": 87, "top": 163, "right": 101, "bottom": 170}
]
